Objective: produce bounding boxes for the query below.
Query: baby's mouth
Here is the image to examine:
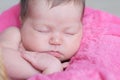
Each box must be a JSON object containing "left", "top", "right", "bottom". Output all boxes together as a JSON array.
[{"left": 47, "top": 51, "right": 62, "bottom": 58}]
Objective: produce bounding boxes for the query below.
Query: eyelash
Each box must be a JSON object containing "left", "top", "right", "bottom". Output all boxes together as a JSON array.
[
  {"left": 34, "top": 29, "right": 49, "bottom": 33},
  {"left": 34, "top": 27, "right": 77, "bottom": 35},
  {"left": 34, "top": 27, "right": 50, "bottom": 33},
  {"left": 64, "top": 32, "right": 76, "bottom": 35}
]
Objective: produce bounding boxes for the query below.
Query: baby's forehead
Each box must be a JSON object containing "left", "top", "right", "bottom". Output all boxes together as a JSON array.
[
  {"left": 21, "top": 0, "right": 84, "bottom": 20},
  {"left": 28, "top": 1, "right": 83, "bottom": 15},
  {"left": 24, "top": 0, "right": 84, "bottom": 21},
  {"left": 28, "top": 0, "right": 83, "bottom": 9}
]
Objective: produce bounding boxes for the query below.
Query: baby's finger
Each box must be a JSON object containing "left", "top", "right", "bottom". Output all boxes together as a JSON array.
[
  {"left": 21, "top": 50, "right": 37, "bottom": 61},
  {"left": 21, "top": 52, "right": 42, "bottom": 70},
  {"left": 21, "top": 52, "right": 37, "bottom": 65},
  {"left": 62, "top": 62, "right": 69, "bottom": 69}
]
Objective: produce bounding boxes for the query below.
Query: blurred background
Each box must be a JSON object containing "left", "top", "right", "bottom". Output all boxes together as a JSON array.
[{"left": 0, "top": 0, "right": 120, "bottom": 17}]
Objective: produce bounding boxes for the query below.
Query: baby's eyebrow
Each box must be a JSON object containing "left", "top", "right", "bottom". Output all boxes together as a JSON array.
[{"left": 32, "top": 20, "right": 54, "bottom": 27}]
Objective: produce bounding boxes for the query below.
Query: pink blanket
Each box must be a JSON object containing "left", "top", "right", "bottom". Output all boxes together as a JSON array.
[{"left": 1, "top": 4, "right": 120, "bottom": 80}]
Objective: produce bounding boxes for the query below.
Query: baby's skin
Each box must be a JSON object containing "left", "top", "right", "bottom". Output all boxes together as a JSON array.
[{"left": 0, "top": 27, "right": 64, "bottom": 80}]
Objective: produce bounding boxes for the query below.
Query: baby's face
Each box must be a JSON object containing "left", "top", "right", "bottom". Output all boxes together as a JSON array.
[{"left": 21, "top": 1, "right": 83, "bottom": 61}]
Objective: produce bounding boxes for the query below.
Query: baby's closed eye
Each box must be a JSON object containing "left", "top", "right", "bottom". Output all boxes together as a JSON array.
[
  {"left": 34, "top": 26, "right": 51, "bottom": 33},
  {"left": 64, "top": 27, "right": 80, "bottom": 35}
]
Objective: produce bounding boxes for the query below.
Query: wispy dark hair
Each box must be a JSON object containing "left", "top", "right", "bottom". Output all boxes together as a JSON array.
[{"left": 20, "top": 0, "right": 85, "bottom": 20}]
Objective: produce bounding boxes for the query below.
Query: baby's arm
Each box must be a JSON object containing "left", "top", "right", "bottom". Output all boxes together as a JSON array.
[
  {"left": 22, "top": 51, "right": 63, "bottom": 75},
  {"left": 0, "top": 27, "right": 39, "bottom": 79}
]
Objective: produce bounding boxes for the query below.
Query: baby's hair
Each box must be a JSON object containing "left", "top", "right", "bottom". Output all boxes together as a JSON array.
[
  {"left": 20, "top": 0, "right": 85, "bottom": 20},
  {"left": 0, "top": 48, "right": 8, "bottom": 80}
]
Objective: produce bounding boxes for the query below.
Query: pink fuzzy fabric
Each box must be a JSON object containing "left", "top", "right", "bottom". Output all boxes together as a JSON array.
[
  {"left": 1, "top": 4, "right": 120, "bottom": 80},
  {"left": 0, "top": 4, "right": 20, "bottom": 32}
]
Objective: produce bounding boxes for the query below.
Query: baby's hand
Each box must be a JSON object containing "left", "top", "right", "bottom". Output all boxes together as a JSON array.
[
  {"left": 22, "top": 51, "right": 63, "bottom": 74},
  {"left": 0, "top": 27, "right": 40, "bottom": 79}
]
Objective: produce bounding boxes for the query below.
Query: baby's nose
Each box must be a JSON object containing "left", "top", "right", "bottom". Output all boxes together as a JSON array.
[{"left": 49, "top": 35, "right": 62, "bottom": 45}]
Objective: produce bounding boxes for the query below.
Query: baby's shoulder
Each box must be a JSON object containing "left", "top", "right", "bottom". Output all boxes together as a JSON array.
[
  {"left": 0, "top": 27, "right": 21, "bottom": 48},
  {"left": 3, "top": 27, "right": 21, "bottom": 37}
]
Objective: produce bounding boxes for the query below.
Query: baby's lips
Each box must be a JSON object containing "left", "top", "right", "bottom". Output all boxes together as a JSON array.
[{"left": 49, "top": 51, "right": 62, "bottom": 58}]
